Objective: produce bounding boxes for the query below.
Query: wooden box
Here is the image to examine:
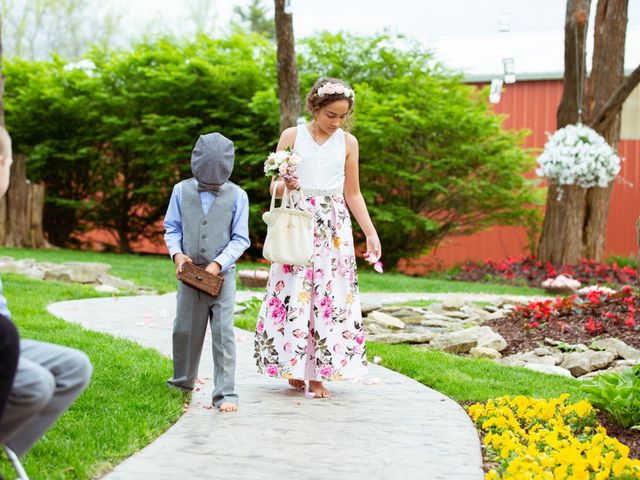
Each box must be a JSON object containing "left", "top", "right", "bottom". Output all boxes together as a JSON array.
[{"left": 178, "top": 262, "right": 224, "bottom": 297}]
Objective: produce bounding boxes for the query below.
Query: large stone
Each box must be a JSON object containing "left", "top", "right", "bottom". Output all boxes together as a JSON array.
[
  {"left": 519, "top": 351, "right": 562, "bottom": 366},
  {"left": 421, "top": 319, "right": 462, "bottom": 329},
  {"left": 442, "top": 296, "right": 466, "bottom": 310},
  {"left": 422, "top": 312, "right": 455, "bottom": 322},
  {"left": 365, "top": 311, "right": 406, "bottom": 330},
  {"left": 361, "top": 302, "right": 383, "bottom": 316},
  {"left": 42, "top": 262, "right": 112, "bottom": 284},
  {"left": 579, "top": 364, "right": 635, "bottom": 380},
  {"left": 368, "top": 332, "right": 435, "bottom": 344},
  {"left": 560, "top": 350, "right": 616, "bottom": 377},
  {"left": 442, "top": 310, "right": 470, "bottom": 319},
  {"left": 469, "top": 347, "right": 502, "bottom": 359},
  {"left": 523, "top": 363, "right": 573, "bottom": 378},
  {"left": 379, "top": 308, "right": 425, "bottom": 325},
  {"left": 429, "top": 326, "right": 506, "bottom": 354},
  {"left": 590, "top": 338, "right": 640, "bottom": 361},
  {"left": 496, "top": 355, "right": 526, "bottom": 367}
]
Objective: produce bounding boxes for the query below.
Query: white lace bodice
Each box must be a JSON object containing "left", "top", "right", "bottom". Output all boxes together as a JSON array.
[{"left": 294, "top": 124, "right": 346, "bottom": 195}]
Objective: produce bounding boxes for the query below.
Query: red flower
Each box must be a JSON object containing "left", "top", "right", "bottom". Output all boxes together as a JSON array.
[{"left": 625, "top": 315, "right": 636, "bottom": 327}]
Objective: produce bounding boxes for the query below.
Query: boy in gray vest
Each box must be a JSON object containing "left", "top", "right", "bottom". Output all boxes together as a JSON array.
[{"left": 164, "top": 132, "right": 250, "bottom": 412}]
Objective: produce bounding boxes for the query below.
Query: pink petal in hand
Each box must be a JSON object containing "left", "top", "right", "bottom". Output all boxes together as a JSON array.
[{"left": 373, "top": 261, "right": 384, "bottom": 274}]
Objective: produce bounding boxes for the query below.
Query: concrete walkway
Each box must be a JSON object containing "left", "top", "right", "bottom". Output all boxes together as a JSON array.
[{"left": 49, "top": 292, "right": 485, "bottom": 480}]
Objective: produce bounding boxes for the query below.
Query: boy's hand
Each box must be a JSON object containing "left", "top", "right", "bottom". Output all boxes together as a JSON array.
[
  {"left": 205, "top": 261, "right": 222, "bottom": 276},
  {"left": 174, "top": 253, "right": 193, "bottom": 279}
]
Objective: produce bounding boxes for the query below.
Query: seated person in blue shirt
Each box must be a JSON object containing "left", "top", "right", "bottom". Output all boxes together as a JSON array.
[
  {"left": 163, "top": 132, "right": 250, "bottom": 413},
  {"left": 0, "top": 126, "right": 92, "bottom": 456}
]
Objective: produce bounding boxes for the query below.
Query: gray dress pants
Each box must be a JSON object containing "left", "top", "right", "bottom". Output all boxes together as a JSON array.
[
  {"left": 0, "top": 339, "right": 92, "bottom": 456},
  {"left": 168, "top": 267, "right": 238, "bottom": 407}
]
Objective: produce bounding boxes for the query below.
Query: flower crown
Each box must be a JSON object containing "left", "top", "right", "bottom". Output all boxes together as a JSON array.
[{"left": 316, "top": 82, "right": 355, "bottom": 99}]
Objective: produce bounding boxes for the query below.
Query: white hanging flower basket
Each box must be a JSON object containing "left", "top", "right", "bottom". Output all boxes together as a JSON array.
[{"left": 535, "top": 124, "right": 621, "bottom": 199}]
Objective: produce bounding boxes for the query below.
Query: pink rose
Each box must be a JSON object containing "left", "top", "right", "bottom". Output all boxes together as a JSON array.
[
  {"left": 283, "top": 341, "right": 292, "bottom": 353},
  {"left": 323, "top": 307, "right": 332, "bottom": 320},
  {"left": 355, "top": 332, "right": 365, "bottom": 345},
  {"left": 268, "top": 297, "right": 282, "bottom": 308},
  {"left": 319, "top": 364, "right": 333, "bottom": 378},
  {"left": 282, "top": 264, "right": 293, "bottom": 274},
  {"left": 275, "top": 280, "right": 285, "bottom": 293},
  {"left": 305, "top": 268, "right": 313, "bottom": 281},
  {"left": 293, "top": 329, "right": 306, "bottom": 338},
  {"left": 342, "top": 330, "right": 353, "bottom": 340},
  {"left": 266, "top": 364, "right": 279, "bottom": 377},
  {"left": 290, "top": 358, "right": 297, "bottom": 366},
  {"left": 323, "top": 83, "right": 336, "bottom": 95},
  {"left": 334, "top": 83, "right": 345, "bottom": 94},
  {"left": 256, "top": 320, "right": 264, "bottom": 334}
]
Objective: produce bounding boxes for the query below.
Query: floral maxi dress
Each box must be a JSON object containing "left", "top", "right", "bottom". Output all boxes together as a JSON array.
[{"left": 254, "top": 126, "right": 368, "bottom": 381}]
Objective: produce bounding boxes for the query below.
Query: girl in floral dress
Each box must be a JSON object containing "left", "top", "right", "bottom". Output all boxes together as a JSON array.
[{"left": 254, "top": 77, "right": 382, "bottom": 398}]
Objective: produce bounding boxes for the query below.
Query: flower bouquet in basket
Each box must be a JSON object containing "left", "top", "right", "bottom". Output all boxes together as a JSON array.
[{"left": 263, "top": 146, "right": 300, "bottom": 182}]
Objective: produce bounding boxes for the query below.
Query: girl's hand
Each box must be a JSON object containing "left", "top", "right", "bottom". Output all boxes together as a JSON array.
[
  {"left": 365, "top": 233, "right": 382, "bottom": 262},
  {"left": 283, "top": 176, "right": 300, "bottom": 191}
]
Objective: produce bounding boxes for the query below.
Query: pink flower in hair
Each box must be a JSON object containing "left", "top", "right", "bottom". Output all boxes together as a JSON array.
[
  {"left": 323, "top": 83, "right": 336, "bottom": 95},
  {"left": 334, "top": 83, "right": 345, "bottom": 94}
]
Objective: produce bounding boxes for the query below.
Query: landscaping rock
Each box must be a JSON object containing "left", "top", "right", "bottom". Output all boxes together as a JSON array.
[
  {"left": 590, "top": 337, "right": 640, "bottom": 362},
  {"left": 361, "top": 302, "right": 383, "bottom": 315},
  {"left": 365, "top": 311, "right": 406, "bottom": 330},
  {"left": 560, "top": 350, "right": 616, "bottom": 377},
  {"left": 523, "top": 363, "right": 573, "bottom": 378},
  {"left": 368, "top": 332, "right": 435, "bottom": 344},
  {"left": 442, "top": 295, "right": 466, "bottom": 310},
  {"left": 469, "top": 347, "right": 502, "bottom": 359},
  {"left": 429, "top": 326, "right": 506, "bottom": 354}
]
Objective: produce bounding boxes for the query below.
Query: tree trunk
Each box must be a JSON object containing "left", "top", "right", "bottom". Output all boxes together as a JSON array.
[
  {"left": 537, "top": 0, "right": 591, "bottom": 263},
  {"left": 582, "top": 0, "right": 627, "bottom": 260},
  {"left": 274, "top": 0, "right": 300, "bottom": 131},
  {"left": 538, "top": 0, "right": 630, "bottom": 263},
  {"left": 0, "top": 154, "right": 49, "bottom": 248}
]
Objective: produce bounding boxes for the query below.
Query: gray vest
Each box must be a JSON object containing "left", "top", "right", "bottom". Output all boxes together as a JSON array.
[{"left": 181, "top": 178, "right": 238, "bottom": 267}]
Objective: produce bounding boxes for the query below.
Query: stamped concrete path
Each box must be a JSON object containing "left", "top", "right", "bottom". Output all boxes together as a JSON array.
[{"left": 48, "top": 291, "right": 499, "bottom": 480}]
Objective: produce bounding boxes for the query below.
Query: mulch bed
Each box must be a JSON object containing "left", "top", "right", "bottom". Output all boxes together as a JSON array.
[
  {"left": 484, "top": 289, "right": 640, "bottom": 356},
  {"left": 470, "top": 288, "right": 640, "bottom": 463},
  {"left": 485, "top": 314, "right": 640, "bottom": 356}
]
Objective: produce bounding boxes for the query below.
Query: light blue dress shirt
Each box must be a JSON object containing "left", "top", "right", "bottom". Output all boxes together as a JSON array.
[{"left": 163, "top": 183, "right": 250, "bottom": 272}]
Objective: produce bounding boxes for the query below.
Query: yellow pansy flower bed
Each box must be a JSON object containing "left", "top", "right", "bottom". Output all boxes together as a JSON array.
[{"left": 467, "top": 394, "right": 640, "bottom": 479}]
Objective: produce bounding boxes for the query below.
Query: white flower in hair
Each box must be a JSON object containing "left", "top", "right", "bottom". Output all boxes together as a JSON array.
[{"left": 317, "top": 86, "right": 325, "bottom": 97}]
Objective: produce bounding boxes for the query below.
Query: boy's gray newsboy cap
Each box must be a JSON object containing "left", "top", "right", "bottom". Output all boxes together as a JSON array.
[{"left": 191, "top": 133, "right": 235, "bottom": 187}]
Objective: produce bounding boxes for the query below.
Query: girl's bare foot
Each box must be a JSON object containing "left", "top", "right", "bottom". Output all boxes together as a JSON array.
[
  {"left": 288, "top": 379, "right": 305, "bottom": 390},
  {"left": 219, "top": 402, "right": 238, "bottom": 412},
  {"left": 308, "top": 380, "right": 331, "bottom": 398}
]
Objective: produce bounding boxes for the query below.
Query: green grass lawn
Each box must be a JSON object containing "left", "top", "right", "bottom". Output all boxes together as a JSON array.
[
  {"left": 0, "top": 246, "right": 547, "bottom": 296},
  {"left": 0, "top": 274, "right": 186, "bottom": 479}
]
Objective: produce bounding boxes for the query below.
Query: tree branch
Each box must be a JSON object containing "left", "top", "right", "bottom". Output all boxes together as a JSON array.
[{"left": 590, "top": 62, "right": 640, "bottom": 131}]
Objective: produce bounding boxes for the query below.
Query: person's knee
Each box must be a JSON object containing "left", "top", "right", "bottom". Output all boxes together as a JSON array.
[
  {"left": 65, "top": 349, "right": 93, "bottom": 390},
  {"left": 23, "top": 367, "right": 56, "bottom": 413}
]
